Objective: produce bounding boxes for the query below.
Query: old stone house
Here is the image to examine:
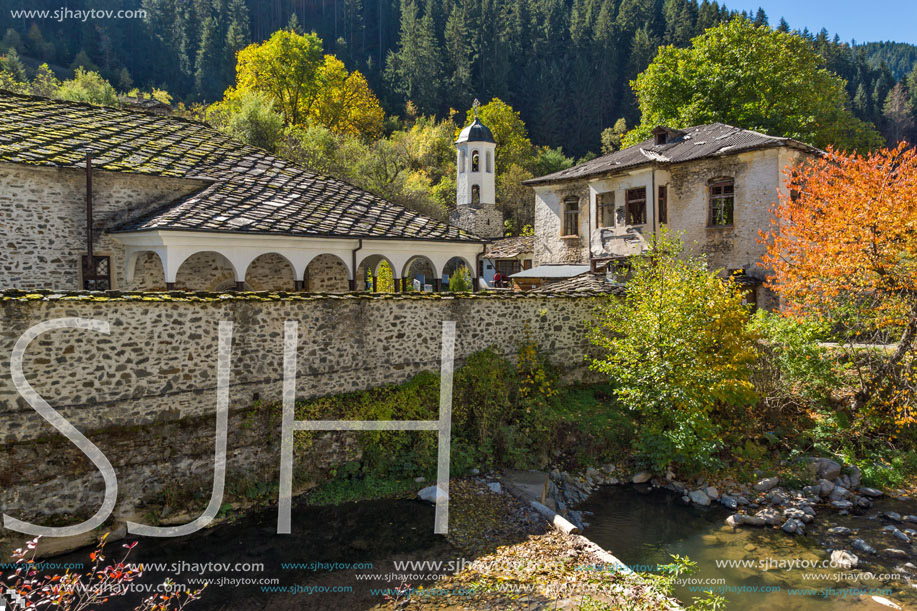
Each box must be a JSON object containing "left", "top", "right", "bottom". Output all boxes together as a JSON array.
[
  {"left": 0, "top": 90, "right": 488, "bottom": 292},
  {"left": 523, "top": 124, "right": 821, "bottom": 307}
]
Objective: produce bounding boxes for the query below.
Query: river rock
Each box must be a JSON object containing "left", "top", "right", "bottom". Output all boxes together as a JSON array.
[
  {"left": 860, "top": 487, "right": 883, "bottom": 497},
  {"left": 848, "top": 466, "right": 861, "bottom": 488},
  {"left": 726, "top": 514, "right": 743, "bottom": 528},
  {"left": 782, "top": 518, "right": 805, "bottom": 535},
  {"left": 632, "top": 471, "right": 652, "bottom": 484},
  {"left": 803, "top": 485, "right": 821, "bottom": 499},
  {"left": 883, "top": 549, "right": 909, "bottom": 559},
  {"left": 831, "top": 550, "right": 859, "bottom": 569},
  {"left": 742, "top": 515, "right": 766, "bottom": 527},
  {"left": 487, "top": 482, "right": 502, "bottom": 494},
  {"left": 720, "top": 495, "right": 738, "bottom": 510},
  {"left": 705, "top": 486, "right": 720, "bottom": 500},
  {"left": 417, "top": 485, "right": 445, "bottom": 503},
  {"left": 689, "top": 489, "right": 711, "bottom": 506},
  {"left": 784, "top": 507, "right": 807, "bottom": 521},
  {"left": 903, "top": 515, "right": 917, "bottom": 524},
  {"left": 754, "top": 477, "right": 779, "bottom": 492},
  {"left": 819, "top": 479, "right": 836, "bottom": 497},
  {"left": 828, "top": 526, "right": 852, "bottom": 536},
  {"left": 852, "top": 538, "right": 877, "bottom": 555},
  {"left": 831, "top": 500, "right": 853, "bottom": 511},
  {"left": 839, "top": 474, "right": 851, "bottom": 489},
  {"left": 905, "top": 529, "right": 917, "bottom": 538},
  {"left": 811, "top": 458, "right": 842, "bottom": 481},
  {"left": 829, "top": 486, "right": 850, "bottom": 501},
  {"left": 884, "top": 511, "right": 903, "bottom": 522},
  {"left": 884, "top": 526, "right": 910, "bottom": 543},
  {"left": 856, "top": 496, "right": 873, "bottom": 509},
  {"left": 756, "top": 507, "right": 782, "bottom": 526},
  {"left": 602, "top": 463, "right": 616, "bottom": 474}
]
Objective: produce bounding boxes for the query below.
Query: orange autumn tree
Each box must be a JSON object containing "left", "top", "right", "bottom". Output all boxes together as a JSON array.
[{"left": 762, "top": 143, "right": 917, "bottom": 421}]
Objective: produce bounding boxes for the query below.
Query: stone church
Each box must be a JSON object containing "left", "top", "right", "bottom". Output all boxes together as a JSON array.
[{"left": 0, "top": 90, "right": 495, "bottom": 293}]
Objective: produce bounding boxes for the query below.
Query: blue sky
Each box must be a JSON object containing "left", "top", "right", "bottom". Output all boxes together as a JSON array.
[{"left": 735, "top": 1, "right": 917, "bottom": 44}]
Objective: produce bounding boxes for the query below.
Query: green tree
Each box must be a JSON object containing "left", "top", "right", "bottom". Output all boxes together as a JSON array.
[
  {"left": 55, "top": 68, "right": 118, "bottom": 106},
  {"left": 625, "top": 17, "right": 883, "bottom": 151},
  {"left": 448, "top": 265, "right": 472, "bottom": 292},
  {"left": 600, "top": 118, "right": 628, "bottom": 154},
  {"left": 590, "top": 230, "right": 758, "bottom": 472},
  {"left": 206, "top": 90, "right": 285, "bottom": 151},
  {"left": 384, "top": 0, "right": 443, "bottom": 114},
  {"left": 462, "top": 98, "right": 533, "bottom": 173}
]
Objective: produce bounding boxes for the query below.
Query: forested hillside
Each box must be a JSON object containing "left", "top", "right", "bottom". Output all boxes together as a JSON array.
[{"left": 2, "top": 0, "right": 916, "bottom": 156}]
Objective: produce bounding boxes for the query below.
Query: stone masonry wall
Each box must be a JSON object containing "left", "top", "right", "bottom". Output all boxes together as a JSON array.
[
  {"left": 0, "top": 163, "right": 205, "bottom": 290},
  {"left": 0, "top": 291, "right": 600, "bottom": 528}
]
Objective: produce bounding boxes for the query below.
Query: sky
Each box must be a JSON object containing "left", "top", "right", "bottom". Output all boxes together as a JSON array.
[{"left": 736, "top": 1, "right": 917, "bottom": 44}]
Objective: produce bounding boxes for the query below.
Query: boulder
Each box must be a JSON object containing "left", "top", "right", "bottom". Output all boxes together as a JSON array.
[
  {"left": 802, "top": 485, "right": 821, "bottom": 499},
  {"left": 726, "top": 514, "right": 743, "bottom": 528},
  {"left": 756, "top": 507, "right": 782, "bottom": 526},
  {"left": 828, "top": 526, "right": 852, "bottom": 536},
  {"left": 831, "top": 500, "right": 853, "bottom": 511},
  {"left": 848, "top": 466, "right": 861, "bottom": 488},
  {"left": 831, "top": 550, "right": 859, "bottom": 569},
  {"left": 811, "top": 458, "right": 842, "bottom": 481},
  {"left": 720, "top": 495, "right": 738, "bottom": 510},
  {"left": 705, "top": 486, "right": 720, "bottom": 500},
  {"left": 860, "top": 487, "right": 883, "bottom": 497},
  {"left": 856, "top": 496, "right": 873, "bottom": 509},
  {"left": 782, "top": 518, "right": 805, "bottom": 535},
  {"left": 742, "top": 515, "right": 766, "bottom": 527},
  {"left": 754, "top": 477, "right": 779, "bottom": 492},
  {"left": 632, "top": 471, "right": 652, "bottom": 484},
  {"left": 884, "top": 511, "right": 903, "bottom": 523},
  {"left": 818, "top": 479, "right": 836, "bottom": 497},
  {"left": 883, "top": 549, "right": 909, "bottom": 559},
  {"left": 417, "top": 485, "right": 445, "bottom": 503},
  {"left": 689, "top": 489, "right": 711, "bottom": 506},
  {"left": 829, "top": 486, "right": 850, "bottom": 501},
  {"left": 852, "top": 538, "right": 877, "bottom": 555}
]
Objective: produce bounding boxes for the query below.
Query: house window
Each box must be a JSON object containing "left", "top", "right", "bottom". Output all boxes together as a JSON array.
[
  {"left": 459, "top": 150, "right": 466, "bottom": 173},
  {"left": 495, "top": 260, "right": 521, "bottom": 277},
  {"left": 655, "top": 132, "right": 667, "bottom": 146},
  {"left": 523, "top": 259, "right": 532, "bottom": 270},
  {"left": 625, "top": 187, "right": 647, "bottom": 225},
  {"left": 709, "top": 179, "right": 734, "bottom": 226},
  {"left": 563, "top": 197, "right": 580, "bottom": 236},
  {"left": 658, "top": 185, "right": 668, "bottom": 224},
  {"left": 486, "top": 150, "right": 493, "bottom": 173},
  {"left": 472, "top": 184, "right": 480, "bottom": 205},
  {"left": 597, "top": 192, "right": 615, "bottom": 227},
  {"left": 82, "top": 255, "right": 111, "bottom": 290},
  {"left": 472, "top": 150, "right": 480, "bottom": 172}
]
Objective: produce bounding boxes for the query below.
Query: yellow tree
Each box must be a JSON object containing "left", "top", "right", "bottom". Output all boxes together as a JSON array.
[
  {"left": 762, "top": 143, "right": 917, "bottom": 419},
  {"left": 227, "top": 29, "right": 384, "bottom": 137}
]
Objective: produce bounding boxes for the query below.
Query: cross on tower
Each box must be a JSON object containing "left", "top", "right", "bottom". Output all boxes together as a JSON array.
[{"left": 472, "top": 98, "right": 480, "bottom": 118}]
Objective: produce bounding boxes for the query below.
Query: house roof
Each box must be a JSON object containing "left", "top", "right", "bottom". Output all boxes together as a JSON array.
[
  {"left": 531, "top": 272, "right": 623, "bottom": 294},
  {"left": 524, "top": 123, "right": 822, "bottom": 186},
  {"left": 0, "top": 90, "right": 483, "bottom": 243},
  {"left": 485, "top": 235, "right": 534, "bottom": 259},
  {"left": 509, "top": 264, "right": 590, "bottom": 279}
]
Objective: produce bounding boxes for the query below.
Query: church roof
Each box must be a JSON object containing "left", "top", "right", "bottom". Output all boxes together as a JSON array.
[
  {"left": 0, "top": 90, "right": 484, "bottom": 243},
  {"left": 524, "top": 123, "right": 821, "bottom": 186},
  {"left": 485, "top": 235, "right": 534, "bottom": 259},
  {"left": 456, "top": 118, "right": 495, "bottom": 144}
]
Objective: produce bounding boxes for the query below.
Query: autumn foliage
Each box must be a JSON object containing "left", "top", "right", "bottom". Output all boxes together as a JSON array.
[{"left": 763, "top": 143, "right": 917, "bottom": 423}]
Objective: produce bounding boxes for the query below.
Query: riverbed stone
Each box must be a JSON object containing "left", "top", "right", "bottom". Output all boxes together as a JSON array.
[
  {"left": 883, "top": 549, "right": 909, "bottom": 559},
  {"left": 689, "top": 489, "right": 711, "bottom": 506},
  {"left": 726, "top": 514, "right": 743, "bottom": 528},
  {"left": 803, "top": 485, "right": 821, "bottom": 499},
  {"left": 852, "top": 538, "right": 878, "bottom": 555},
  {"left": 742, "top": 515, "right": 766, "bottom": 527},
  {"left": 756, "top": 507, "right": 782, "bottom": 526},
  {"left": 487, "top": 482, "right": 502, "bottom": 494},
  {"left": 829, "top": 486, "right": 850, "bottom": 501},
  {"left": 632, "top": 471, "right": 652, "bottom": 484},
  {"left": 831, "top": 500, "right": 853, "bottom": 510},
  {"left": 720, "top": 495, "right": 738, "bottom": 510},
  {"left": 831, "top": 549, "right": 859, "bottom": 569},
  {"left": 860, "top": 487, "right": 884, "bottom": 497},
  {"left": 811, "top": 458, "right": 842, "bottom": 481},
  {"left": 884, "top": 511, "right": 903, "bottom": 523},
  {"left": 848, "top": 466, "right": 861, "bottom": 488},
  {"left": 884, "top": 526, "right": 910, "bottom": 543},
  {"left": 828, "top": 526, "right": 852, "bottom": 536},
  {"left": 903, "top": 515, "right": 917, "bottom": 524},
  {"left": 782, "top": 518, "right": 805, "bottom": 535},
  {"left": 819, "top": 479, "right": 836, "bottom": 497},
  {"left": 705, "top": 486, "right": 720, "bottom": 500},
  {"left": 417, "top": 485, "right": 445, "bottom": 503},
  {"left": 754, "top": 477, "right": 779, "bottom": 492},
  {"left": 856, "top": 496, "right": 873, "bottom": 509}
]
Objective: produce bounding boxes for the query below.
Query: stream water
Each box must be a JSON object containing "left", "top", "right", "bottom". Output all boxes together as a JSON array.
[{"left": 580, "top": 485, "right": 917, "bottom": 610}]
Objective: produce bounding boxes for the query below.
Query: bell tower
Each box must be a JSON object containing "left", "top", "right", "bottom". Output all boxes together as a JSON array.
[{"left": 450, "top": 99, "right": 503, "bottom": 238}]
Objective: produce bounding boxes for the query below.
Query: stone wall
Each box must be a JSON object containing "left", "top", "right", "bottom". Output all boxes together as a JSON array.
[
  {"left": 0, "top": 291, "right": 601, "bottom": 527},
  {"left": 0, "top": 163, "right": 205, "bottom": 290},
  {"left": 305, "top": 254, "right": 350, "bottom": 292}
]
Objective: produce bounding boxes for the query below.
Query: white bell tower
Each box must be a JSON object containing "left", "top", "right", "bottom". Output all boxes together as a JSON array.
[{"left": 450, "top": 99, "right": 502, "bottom": 238}]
